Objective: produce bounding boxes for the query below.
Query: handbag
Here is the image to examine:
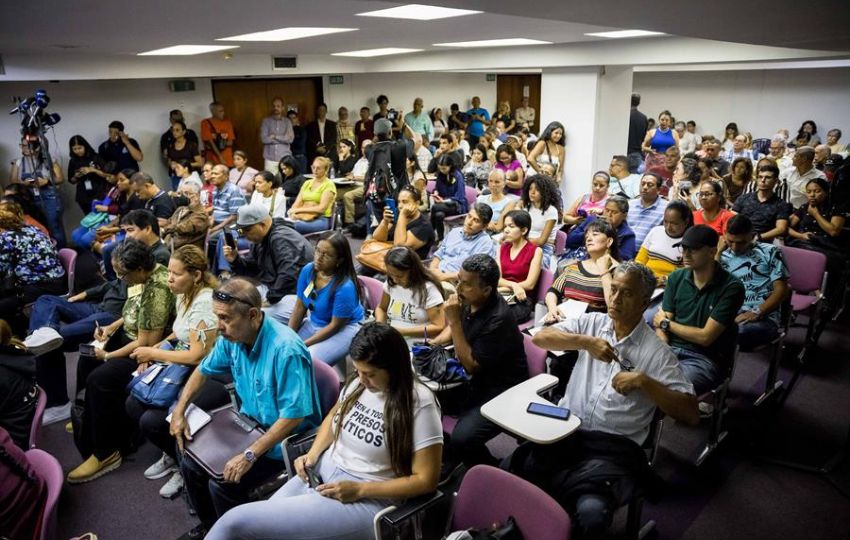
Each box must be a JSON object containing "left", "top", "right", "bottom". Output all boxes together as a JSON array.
[
  {"left": 411, "top": 343, "right": 468, "bottom": 384},
  {"left": 184, "top": 405, "right": 265, "bottom": 481},
  {"left": 355, "top": 239, "right": 393, "bottom": 274},
  {"left": 127, "top": 362, "right": 193, "bottom": 408},
  {"left": 80, "top": 211, "right": 111, "bottom": 230}
]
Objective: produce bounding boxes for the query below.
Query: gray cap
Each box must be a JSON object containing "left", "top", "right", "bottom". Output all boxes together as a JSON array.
[
  {"left": 374, "top": 118, "right": 393, "bottom": 135},
  {"left": 236, "top": 204, "right": 269, "bottom": 227}
]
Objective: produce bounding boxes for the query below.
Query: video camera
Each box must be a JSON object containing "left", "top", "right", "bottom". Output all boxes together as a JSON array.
[{"left": 10, "top": 89, "right": 61, "bottom": 137}]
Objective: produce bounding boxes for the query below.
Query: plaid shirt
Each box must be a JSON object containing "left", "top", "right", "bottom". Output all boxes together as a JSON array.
[{"left": 211, "top": 181, "right": 246, "bottom": 223}]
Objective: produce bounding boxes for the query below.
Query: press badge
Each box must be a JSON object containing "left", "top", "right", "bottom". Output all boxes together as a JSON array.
[
  {"left": 84, "top": 180, "right": 93, "bottom": 191},
  {"left": 142, "top": 365, "right": 164, "bottom": 384},
  {"left": 303, "top": 281, "right": 314, "bottom": 299}
]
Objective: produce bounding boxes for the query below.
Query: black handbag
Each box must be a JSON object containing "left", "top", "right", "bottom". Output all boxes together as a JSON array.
[{"left": 411, "top": 344, "right": 468, "bottom": 384}]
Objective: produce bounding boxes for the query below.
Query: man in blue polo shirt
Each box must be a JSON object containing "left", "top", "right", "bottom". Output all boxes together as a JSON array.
[
  {"left": 429, "top": 203, "right": 496, "bottom": 284},
  {"left": 466, "top": 96, "right": 490, "bottom": 146},
  {"left": 171, "top": 278, "right": 322, "bottom": 539}
]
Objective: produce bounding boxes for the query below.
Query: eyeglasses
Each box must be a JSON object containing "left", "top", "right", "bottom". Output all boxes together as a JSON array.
[
  {"left": 697, "top": 192, "right": 716, "bottom": 198},
  {"left": 613, "top": 354, "right": 634, "bottom": 372},
  {"left": 213, "top": 290, "right": 255, "bottom": 308}
]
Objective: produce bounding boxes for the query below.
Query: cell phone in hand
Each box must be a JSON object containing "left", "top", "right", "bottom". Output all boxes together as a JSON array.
[
  {"left": 306, "top": 465, "right": 323, "bottom": 488},
  {"left": 79, "top": 344, "right": 96, "bottom": 357},
  {"left": 527, "top": 402, "right": 571, "bottom": 421},
  {"left": 224, "top": 231, "right": 237, "bottom": 250},
  {"left": 385, "top": 198, "right": 398, "bottom": 221}
]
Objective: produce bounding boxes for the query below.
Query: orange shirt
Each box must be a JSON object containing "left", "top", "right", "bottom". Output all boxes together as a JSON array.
[{"left": 201, "top": 117, "right": 236, "bottom": 167}]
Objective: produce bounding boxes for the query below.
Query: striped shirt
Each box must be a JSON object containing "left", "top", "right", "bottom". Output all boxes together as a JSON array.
[
  {"left": 635, "top": 225, "right": 683, "bottom": 279},
  {"left": 627, "top": 196, "right": 668, "bottom": 248},
  {"left": 549, "top": 260, "right": 606, "bottom": 310}
]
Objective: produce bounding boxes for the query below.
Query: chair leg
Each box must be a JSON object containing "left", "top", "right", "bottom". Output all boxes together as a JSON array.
[
  {"left": 626, "top": 497, "right": 642, "bottom": 540},
  {"left": 754, "top": 341, "right": 784, "bottom": 407},
  {"left": 697, "top": 382, "right": 729, "bottom": 466}
]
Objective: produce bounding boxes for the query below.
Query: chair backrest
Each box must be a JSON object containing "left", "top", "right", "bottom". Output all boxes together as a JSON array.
[
  {"left": 357, "top": 275, "right": 385, "bottom": 311},
  {"left": 452, "top": 465, "right": 571, "bottom": 540},
  {"left": 312, "top": 360, "right": 341, "bottom": 416},
  {"left": 751, "top": 138, "right": 771, "bottom": 156},
  {"left": 25, "top": 448, "right": 63, "bottom": 540},
  {"left": 523, "top": 333, "right": 547, "bottom": 377},
  {"left": 780, "top": 245, "right": 827, "bottom": 294},
  {"left": 535, "top": 268, "right": 555, "bottom": 305},
  {"left": 554, "top": 230, "right": 567, "bottom": 257},
  {"left": 29, "top": 386, "right": 47, "bottom": 449},
  {"left": 57, "top": 248, "right": 77, "bottom": 294},
  {"left": 426, "top": 180, "right": 436, "bottom": 194},
  {"left": 464, "top": 186, "right": 479, "bottom": 208}
]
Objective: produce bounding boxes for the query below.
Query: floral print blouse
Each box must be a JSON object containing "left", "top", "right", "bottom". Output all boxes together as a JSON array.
[{"left": 0, "top": 226, "right": 65, "bottom": 285}]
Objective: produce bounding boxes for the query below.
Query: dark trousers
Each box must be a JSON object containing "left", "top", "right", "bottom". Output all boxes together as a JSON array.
[
  {"left": 29, "top": 295, "right": 118, "bottom": 406},
  {"left": 442, "top": 386, "right": 502, "bottom": 468},
  {"left": 181, "top": 453, "right": 285, "bottom": 529},
  {"left": 430, "top": 200, "right": 460, "bottom": 241},
  {"left": 0, "top": 365, "right": 38, "bottom": 449},
  {"left": 125, "top": 378, "right": 231, "bottom": 461},
  {"left": 0, "top": 277, "right": 67, "bottom": 335},
  {"left": 77, "top": 355, "right": 138, "bottom": 460}
]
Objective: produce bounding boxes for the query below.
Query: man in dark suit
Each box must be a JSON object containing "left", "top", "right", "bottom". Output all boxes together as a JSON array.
[{"left": 305, "top": 103, "right": 337, "bottom": 165}]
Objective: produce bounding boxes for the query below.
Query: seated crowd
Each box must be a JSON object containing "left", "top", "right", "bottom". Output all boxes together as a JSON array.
[{"left": 1, "top": 94, "right": 849, "bottom": 540}]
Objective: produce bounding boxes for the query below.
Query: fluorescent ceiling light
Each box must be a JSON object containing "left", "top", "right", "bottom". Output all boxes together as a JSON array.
[
  {"left": 434, "top": 38, "right": 552, "bottom": 48},
  {"left": 332, "top": 47, "right": 423, "bottom": 57},
  {"left": 218, "top": 27, "right": 356, "bottom": 41},
  {"left": 585, "top": 30, "right": 666, "bottom": 38},
  {"left": 357, "top": 4, "right": 481, "bottom": 20},
  {"left": 138, "top": 45, "right": 239, "bottom": 56}
]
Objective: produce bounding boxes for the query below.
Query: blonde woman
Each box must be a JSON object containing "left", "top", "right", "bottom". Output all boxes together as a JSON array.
[{"left": 288, "top": 156, "right": 337, "bottom": 234}]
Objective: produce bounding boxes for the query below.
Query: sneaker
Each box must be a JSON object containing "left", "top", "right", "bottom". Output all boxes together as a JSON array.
[
  {"left": 24, "top": 327, "right": 64, "bottom": 356},
  {"left": 65, "top": 421, "right": 74, "bottom": 433},
  {"left": 176, "top": 524, "right": 207, "bottom": 540},
  {"left": 698, "top": 402, "right": 715, "bottom": 418},
  {"left": 67, "top": 452, "right": 122, "bottom": 484},
  {"left": 159, "top": 471, "right": 184, "bottom": 499},
  {"left": 42, "top": 402, "right": 72, "bottom": 426},
  {"left": 144, "top": 452, "right": 177, "bottom": 480}
]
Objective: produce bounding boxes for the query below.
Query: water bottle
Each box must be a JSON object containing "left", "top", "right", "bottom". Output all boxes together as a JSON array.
[{"left": 330, "top": 166, "right": 336, "bottom": 179}]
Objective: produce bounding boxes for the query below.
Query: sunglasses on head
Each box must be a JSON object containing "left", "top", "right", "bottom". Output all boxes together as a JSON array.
[{"left": 213, "top": 290, "right": 255, "bottom": 308}]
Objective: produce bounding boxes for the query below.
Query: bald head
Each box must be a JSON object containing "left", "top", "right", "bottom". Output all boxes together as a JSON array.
[
  {"left": 216, "top": 277, "right": 262, "bottom": 310},
  {"left": 814, "top": 144, "right": 831, "bottom": 164}
]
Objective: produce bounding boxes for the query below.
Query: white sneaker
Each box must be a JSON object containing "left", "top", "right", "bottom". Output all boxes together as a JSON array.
[
  {"left": 159, "top": 471, "right": 184, "bottom": 499},
  {"left": 42, "top": 402, "right": 72, "bottom": 426},
  {"left": 24, "top": 327, "right": 64, "bottom": 356},
  {"left": 144, "top": 453, "right": 177, "bottom": 480}
]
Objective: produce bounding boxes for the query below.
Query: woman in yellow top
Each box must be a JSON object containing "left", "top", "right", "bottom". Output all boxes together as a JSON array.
[
  {"left": 635, "top": 200, "right": 692, "bottom": 285},
  {"left": 288, "top": 156, "right": 337, "bottom": 234}
]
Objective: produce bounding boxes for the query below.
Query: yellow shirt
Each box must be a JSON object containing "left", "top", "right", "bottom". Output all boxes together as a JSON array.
[{"left": 299, "top": 178, "right": 337, "bottom": 217}]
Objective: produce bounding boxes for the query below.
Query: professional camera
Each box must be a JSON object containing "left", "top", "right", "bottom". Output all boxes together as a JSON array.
[
  {"left": 386, "top": 108, "right": 399, "bottom": 122},
  {"left": 10, "top": 88, "right": 61, "bottom": 138}
]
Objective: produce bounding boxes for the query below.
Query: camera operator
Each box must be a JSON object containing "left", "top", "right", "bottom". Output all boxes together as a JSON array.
[
  {"left": 10, "top": 136, "right": 67, "bottom": 247},
  {"left": 372, "top": 95, "right": 404, "bottom": 139}
]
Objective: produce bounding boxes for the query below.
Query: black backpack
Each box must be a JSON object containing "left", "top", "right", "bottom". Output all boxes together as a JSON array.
[{"left": 367, "top": 141, "right": 399, "bottom": 200}]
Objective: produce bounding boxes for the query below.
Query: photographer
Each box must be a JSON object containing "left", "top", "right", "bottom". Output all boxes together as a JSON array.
[
  {"left": 362, "top": 118, "right": 414, "bottom": 230},
  {"left": 10, "top": 136, "right": 67, "bottom": 247}
]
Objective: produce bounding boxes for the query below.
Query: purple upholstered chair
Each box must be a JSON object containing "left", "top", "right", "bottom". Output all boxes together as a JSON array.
[
  {"left": 312, "top": 359, "right": 341, "bottom": 416},
  {"left": 25, "top": 448, "right": 63, "bottom": 540},
  {"left": 358, "top": 275, "right": 386, "bottom": 311},
  {"left": 29, "top": 386, "right": 47, "bottom": 449},
  {"left": 57, "top": 248, "right": 77, "bottom": 294}
]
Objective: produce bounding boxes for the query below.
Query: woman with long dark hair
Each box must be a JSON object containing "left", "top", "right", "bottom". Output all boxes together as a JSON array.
[
  {"left": 206, "top": 322, "right": 442, "bottom": 540},
  {"left": 528, "top": 121, "right": 566, "bottom": 177},
  {"left": 284, "top": 231, "right": 364, "bottom": 366},
  {"left": 68, "top": 134, "right": 109, "bottom": 213},
  {"left": 278, "top": 154, "right": 307, "bottom": 208},
  {"left": 430, "top": 153, "right": 468, "bottom": 241},
  {"left": 497, "top": 209, "right": 543, "bottom": 324},
  {"left": 376, "top": 246, "right": 446, "bottom": 344},
  {"left": 518, "top": 174, "right": 560, "bottom": 269}
]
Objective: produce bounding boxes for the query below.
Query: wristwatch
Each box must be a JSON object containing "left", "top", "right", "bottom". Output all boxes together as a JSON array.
[
  {"left": 243, "top": 449, "right": 256, "bottom": 463},
  {"left": 659, "top": 318, "right": 671, "bottom": 331},
  {"left": 751, "top": 307, "right": 762, "bottom": 319}
]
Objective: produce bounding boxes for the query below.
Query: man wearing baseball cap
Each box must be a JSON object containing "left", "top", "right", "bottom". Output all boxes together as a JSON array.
[
  {"left": 653, "top": 224, "right": 745, "bottom": 394},
  {"left": 222, "top": 204, "right": 313, "bottom": 321}
]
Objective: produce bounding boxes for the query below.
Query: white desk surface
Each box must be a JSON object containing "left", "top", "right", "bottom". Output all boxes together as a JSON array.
[
  {"left": 481, "top": 373, "right": 581, "bottom": 444},
  {"left": 333, "top": 179, "right": 357, "bottom": 186}
]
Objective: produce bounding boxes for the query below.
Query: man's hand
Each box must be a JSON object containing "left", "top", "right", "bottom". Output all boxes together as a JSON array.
[
  {"left": 317, "top": 481, "right": 363, "bottom": 503},
  {"left": 612, "top": 371, "right": 644, "bottom": 395},
  {"left": 735, "top": 311, "right": 760, "bottom": 324},
  {"left": 223, "top": 453, "right": 254, "bottom": 483},
  {"left": 652, "top": 309, "right": 668, "bottom": 329},
  {"left": 583, "top": 336, "right": 618, "bottom": 363},
  {"left": 542, "top": 309, "right": 563, "bottom": 325},
  {"left": 169, "top": 410, "right": 192, "bottom": 452},
  {"left": 444, "top": 294, "right": 463, "bottom": 324},
  {"left": 67, "top": 292, "right": 87, "bottom": 303},
  {"left": 223, "top": 245, "right": 236, "bottom": 263}
]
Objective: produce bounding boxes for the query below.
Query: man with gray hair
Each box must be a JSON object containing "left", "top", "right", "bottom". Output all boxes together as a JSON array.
[
  {"left": 162, "top": 182, "right": 209, "bottom": 250},
  {"left": 813, "top": 144, "right": 831, "bottom": 171},
  {"left": 781, "top": 146, "right": 825, "bottom": 208},
  {"left": 209, "top": 163, "right": 246, "bottom": 238},
  {"left": 525, "top": 261, "right": 698, "bottom": 538}
]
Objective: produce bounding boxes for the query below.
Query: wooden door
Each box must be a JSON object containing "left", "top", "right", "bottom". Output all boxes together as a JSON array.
[
  {"left": 496, "top": 74, "right": 542, "bottom": 133},
  {"left": 212, "top": 77, "right": 323, "bottom": 168}
]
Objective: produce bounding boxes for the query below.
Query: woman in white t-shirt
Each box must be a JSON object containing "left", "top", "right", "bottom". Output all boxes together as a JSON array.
[
  {"left": 518, "top": 174, "right": 560, "bottom": 270},
  {"left": 249, "top": 170, "right": 286, "bottom": 220},
  {"left": 376, "top": 246, "right": 446, "bottom": 344},
  {"left": 206, "top": 322, "right": 443, "bottom": 540}
]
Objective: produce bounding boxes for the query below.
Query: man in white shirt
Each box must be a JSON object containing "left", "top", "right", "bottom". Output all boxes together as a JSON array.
[
  {"left": 781, "top": 146, "right": 825, "bottom": 208},
  {"left": 522, "top": 262, "right": 698, "bottom": 538},
  {"left": 608, "top": 155, "right": 642, "bottom": 198},
  {"left": 514, "top": 96, "right": 536, "bottom": 132},
  {"left": 768, "top": 135, "right": 793, "bottom": 173},
  {"left": 675, "top": 121, "right": 697, "bottom": 155},
  {"left": 259, "top": 97, "right": 294, "bottom": 173}
]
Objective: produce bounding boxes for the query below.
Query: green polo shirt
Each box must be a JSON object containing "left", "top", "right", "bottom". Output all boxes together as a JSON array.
[{"left": 662, "top": 262, "right": 745, "bottom": 361}]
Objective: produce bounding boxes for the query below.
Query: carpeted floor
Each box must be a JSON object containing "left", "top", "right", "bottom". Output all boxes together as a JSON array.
[{"left": 41, "top": 249, "right": 850, "bottom": 539}]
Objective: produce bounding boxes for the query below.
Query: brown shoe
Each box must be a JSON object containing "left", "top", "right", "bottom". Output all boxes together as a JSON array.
[{"left": 67, "top": 452, "right": 122, "bottom": 484}]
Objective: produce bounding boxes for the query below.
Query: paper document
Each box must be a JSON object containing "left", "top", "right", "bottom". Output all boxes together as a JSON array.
[
  {"left": 557, "top": 300, "right": 589, "bottom": 320},
  {"left": 651, "top": 288, "right": 664, "bottom": 301},
  {"left": 526, "top": 326, "right": 566, "bottom": 356},
  {"left": 90, "top": 339, "right": 107, "bottom": 350},
  {"left": 166, "top": 404, "right": 212, "bottom": 437}
]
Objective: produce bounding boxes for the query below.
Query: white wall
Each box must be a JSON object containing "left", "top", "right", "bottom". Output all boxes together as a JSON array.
[{"left": 633, "top": 67, "right": 850, "bottom": 141}]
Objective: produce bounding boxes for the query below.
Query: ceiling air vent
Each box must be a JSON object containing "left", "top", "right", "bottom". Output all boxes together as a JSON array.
[{"left": 272, "top": 56, "right": 297, "bottom": 70}]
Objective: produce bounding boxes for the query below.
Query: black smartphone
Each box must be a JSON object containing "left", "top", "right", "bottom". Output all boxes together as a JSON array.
[
  {"left": 224, "top": 231, "right": 237, "bottom": 250},
  {"left": 306, "top": 465, "right": 323, "bottom": 488},
  {"left": 527, "top": 402, "right": 571, "bottom": 421},
  {"left": 79, "top": 344, "right": 96, "bottom": 357}
]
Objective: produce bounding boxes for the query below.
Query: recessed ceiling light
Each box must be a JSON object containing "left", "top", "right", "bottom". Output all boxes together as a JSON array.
[
  {"left": 332, "top": 47, "right": 423, "bottom": 57},
  {"left": 138, "top": 45, "right": 239, "bottom": 56},
  {"left": 433, "top": 38, "right": 552, "bottom": 48},
  {"left": 357, "top": 4, "right": 481, "bottom": 20},
  {"left": 218, "top": 27, "right": 357, "bottom": 42},
  {"left": 584, "top": 30, "right": 666, "bottom": 39}
]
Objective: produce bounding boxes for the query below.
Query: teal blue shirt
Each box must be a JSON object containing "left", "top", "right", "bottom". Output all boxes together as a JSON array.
[
  {"left": 403, "top": 111, "right": 434, "bottom": 142},
  {"left": 199, "top": 315, "right": 322, "bottom": 460}
]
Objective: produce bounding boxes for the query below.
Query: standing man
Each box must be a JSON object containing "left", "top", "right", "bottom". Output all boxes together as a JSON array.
[
  {"left": 260, "top": 97, "right": 294, "bottom": 173},
  {"left": 160, "top": 109, "right": 199, "bottom": 163},
  {"left": 287, "top": 109, "right": 308, "bottom": 174},
  {"left": 466, "top": 96, "right": 490, "bottom": 146},
  {"left": 201, "top": 101, "right": 236, "bottom": 167},
  {"left": 514, "top": 96, "right": 535, "bottom": 132},
  {"left": 403, "top": 98, "right": 434, "bottom": 144},
  {"left": 99, "top": 120, "right": 143, "bottom": 173},
  {"left": 627, "top": 173, "right": 668, "bottom": 248},
  {"left": 627, "top": 93, "right": 648, "bottom": 173},
  {"left": 336, "top": 106, "right": 355, "bottom": 143},
  {"left": 305, "top": 103, "right": 337, "bottom": 165}
]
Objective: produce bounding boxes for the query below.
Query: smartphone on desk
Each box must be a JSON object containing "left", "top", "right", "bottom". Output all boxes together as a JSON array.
[
  {"left": 527, "top": 402, "right": 571, "bottom": 421},
  {"left": 306, "top": 465, "right": 323, "bottom": 488}
]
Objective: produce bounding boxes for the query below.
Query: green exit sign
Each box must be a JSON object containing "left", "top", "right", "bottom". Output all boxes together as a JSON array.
[
  {"left": 329, "top": 75, "right": 344, "bottom": 85},
  {"left": 486, "top": 73, "right": 496, "bottom": 82}
]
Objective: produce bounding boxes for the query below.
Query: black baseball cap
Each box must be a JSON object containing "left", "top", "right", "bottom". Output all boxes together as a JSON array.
[{"left": 673, "top": 225, "right": 719, "bottom": 249}]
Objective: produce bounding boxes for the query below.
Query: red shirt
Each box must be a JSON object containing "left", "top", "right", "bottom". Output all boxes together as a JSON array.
[
  {"left": 694, "top": 208, "right": 736, "bottom": 235},
  {"left": 500, "top": 240, "right": 537, "bottom": 284}
]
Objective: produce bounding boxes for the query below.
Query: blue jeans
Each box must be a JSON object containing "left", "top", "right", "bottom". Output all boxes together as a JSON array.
[
  {"left": 671, "top": 347, "right": 722, "bottom": 396},
  {"left": 71, "top": 225, "right": 99, "bottom": 249},
  {"left": 293, "top": 216, "right": 331, "bottom": 235},
  {"left": 33, "top": 188, "right": 66, "bottom": 248},
  {"left": 540, "top": 243, "right": 554, "bottom": 271},
  {"left": 738, "top": 319, "right": 779, "bottom": 351},
  {"left": 213, "top": 233, "right": 251, "bottom": 274},
  {"left": 101, "top": 231, "right": 126, "bottom": 280}
]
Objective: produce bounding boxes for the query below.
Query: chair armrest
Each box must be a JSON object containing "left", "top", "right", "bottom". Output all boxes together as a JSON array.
[
  {"left": 379, "top": 490, "right": 447, "bottom": 528},
  {"left": 282, "top": 428, "right": 318, "bottom": 478}
]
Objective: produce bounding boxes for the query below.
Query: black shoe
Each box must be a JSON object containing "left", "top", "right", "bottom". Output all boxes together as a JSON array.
[{"left": 176, "top": 524, "right": 207, "bottom": 540}]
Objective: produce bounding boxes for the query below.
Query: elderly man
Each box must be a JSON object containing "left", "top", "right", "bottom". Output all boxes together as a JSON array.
[
  {"left": 781, "top": 146, "right": 825, "bottom": 209},
  {"left": 524, "top": 262, "right": 698, "bottom": 539},
  {"left": 162, "top": 182, "right": 209, "bottom": 250},
  {"left": 209, "top": 163, "right": 246, "bottom": 239},
  {"left": 702, "top": 140, "right": 730, "bottom": 177},
  {"left": 259, "top": 97, "right": 294, "bottom": 173},
  {"left": 429, "top": 203, "right": 496, "bottom": 283},
  {"left": 173, "top": 278, "right": 322, "bottom": 539},
  {"left": 403, "top": 97, "right": 434, "bottom": 144},
  {"left": 514, "top": 95, "right": 536, "bottom": 132},
  {"left": 826, "top": 129, "right": 846, "bottom": 155},
  {"left": 201, "top": 102, "right": 236, "bottom": 167},
  {"left": 720, "top": 215, "right": 789, "bottom": 349},
  {"left": 733, "top": 163, "right": 792, "bottom": 242},
  {"left": 814, "top": 144, "right": 831, "bottom": 171},
  {"left": 223, "top": 204, "right": 314, "bottom": 322},
  {"left": 767, "top": 135, "right": 793, "bottom": 173},
  {"left": 627, "top": 173, "right": 668, "bottom": 248}
]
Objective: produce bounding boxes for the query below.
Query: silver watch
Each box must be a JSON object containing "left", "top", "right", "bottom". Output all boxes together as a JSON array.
[{"left": 244, "top": 449, "right": 256, "bottom": 463}]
